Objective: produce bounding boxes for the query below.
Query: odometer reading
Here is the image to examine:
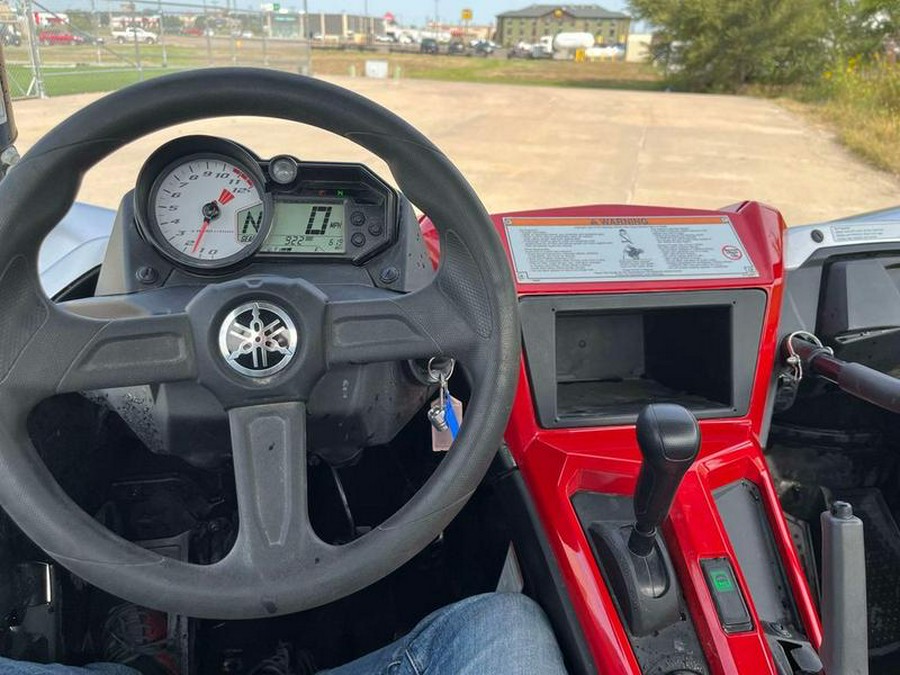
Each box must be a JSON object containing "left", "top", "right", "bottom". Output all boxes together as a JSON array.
[{"left": 261, "top": 202, "right": 346, "bottom": 254}]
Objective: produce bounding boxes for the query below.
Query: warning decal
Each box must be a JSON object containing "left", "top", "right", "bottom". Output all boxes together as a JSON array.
[
  {"left": 830, "top": 222, "right": 900, "bottom": 244},
  {"left": 504, "top": 215, "right": 759, "bottom": 284}
]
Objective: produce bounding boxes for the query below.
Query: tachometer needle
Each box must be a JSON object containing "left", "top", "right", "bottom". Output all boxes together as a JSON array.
[{"left": 192, "top": 217, "right": 211, "bottom": 254}]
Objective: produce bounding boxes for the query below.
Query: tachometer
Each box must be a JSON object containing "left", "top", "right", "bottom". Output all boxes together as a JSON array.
[{"left": 135, "top": 137, "right": 273, "bottom": 270}]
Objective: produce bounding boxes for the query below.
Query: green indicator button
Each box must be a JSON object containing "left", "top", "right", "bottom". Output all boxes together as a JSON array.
[
  {"left": 712, "top": 571, "right": 735, "bottom": 592},
  {"left": 701, "top": 558, "right": 753, "bottom": 633}
]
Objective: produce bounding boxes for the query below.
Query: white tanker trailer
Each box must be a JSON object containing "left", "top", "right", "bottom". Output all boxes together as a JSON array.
[{"left": 551, "top": 32, "right": 595, "bottom": 51}]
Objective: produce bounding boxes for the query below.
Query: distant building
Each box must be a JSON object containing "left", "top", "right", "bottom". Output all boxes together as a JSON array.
[
  {"left": 259, "top": 9, "right": 382, "bottom": 40},
  {"left": 496, "top": 4, "right": 630, "bottom": 48},
  {"left": 309, "top": 12, "right": 382, "bottom": 40}
]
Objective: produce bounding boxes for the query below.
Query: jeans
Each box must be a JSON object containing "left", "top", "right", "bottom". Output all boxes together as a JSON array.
[{"left": 0, "top": 593, "right": 569, "bottom": 675}]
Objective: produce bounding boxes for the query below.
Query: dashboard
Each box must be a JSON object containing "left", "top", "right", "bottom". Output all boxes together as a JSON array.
[
  {"left": 90, "top": 135, "right": 435, "bottom": 468},
  {"left": 132, "top": 135, "right": 398, "bottom": 273}
]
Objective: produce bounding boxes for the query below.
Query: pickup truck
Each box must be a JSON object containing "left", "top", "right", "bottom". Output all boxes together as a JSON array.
[{"left": 112, "top": 27, "right": 157, "bottom": 44}]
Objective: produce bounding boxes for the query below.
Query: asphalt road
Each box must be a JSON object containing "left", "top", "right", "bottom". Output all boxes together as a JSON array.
[{"left": 12, "top": 75, "right": 900, "bottom": 225}]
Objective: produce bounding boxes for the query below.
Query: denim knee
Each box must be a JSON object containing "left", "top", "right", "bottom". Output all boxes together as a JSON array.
[
  {"left": 461, "top": 592, "right": 551, "bottom": 632},
  {"left": 405, "top": 592, "right": 567, "bottom": 674}
]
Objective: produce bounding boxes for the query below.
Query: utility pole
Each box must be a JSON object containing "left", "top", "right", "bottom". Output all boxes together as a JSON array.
[
  {"left": 22, "top": 0, "right": 45, "bottom": 98},
  {"left": 302, "top": 0, "right": 310, "bottom": 75},
  {"left": 130, "top": 8, "right": 143, "bottom": 81},
  {"left": 158, "top": 0, "right": 167, "bottom": 68},
  {"left": 204, "top": 0, "right": 212, "bottom": 65},
  {"left": 363, "top": 0, "right": 368, "bottom": 45}
]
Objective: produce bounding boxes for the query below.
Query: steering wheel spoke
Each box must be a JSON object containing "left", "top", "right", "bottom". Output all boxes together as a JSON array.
[
  {"left": 224, "top": 401, "right": 329, "bottom": 579},
  {"left": 0, "top": 286, "right": 197, "bottom": 403},
  {"left": 325, "top": 278, "right": 481, "bottom": 367}
]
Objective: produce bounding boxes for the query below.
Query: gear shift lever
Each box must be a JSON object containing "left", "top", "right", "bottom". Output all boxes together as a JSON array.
[{"left": 628, "top": 403, "right": 701, "bottom": 557}]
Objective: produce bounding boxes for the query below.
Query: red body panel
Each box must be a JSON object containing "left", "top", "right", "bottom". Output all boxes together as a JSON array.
[{"left": 423, "top": 201, "right": 822, "bottom": 673}]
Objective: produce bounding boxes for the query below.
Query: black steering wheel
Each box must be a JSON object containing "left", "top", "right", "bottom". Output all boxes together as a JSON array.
[{"left": 0, "top": 69, "right": 520, "bottom": 619}]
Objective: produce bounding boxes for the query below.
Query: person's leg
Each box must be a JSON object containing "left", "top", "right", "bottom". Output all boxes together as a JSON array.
[
  {"left": 0, "top": 659, "right": 138, "bottom": 674},
  {"left": 320, "top": 592, "right": 568, "bottom": 675}
]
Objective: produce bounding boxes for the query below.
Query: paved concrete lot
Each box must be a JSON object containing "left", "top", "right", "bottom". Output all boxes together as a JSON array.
[{"left": 13, "top": 76, "right": 900, "bottom": 225}]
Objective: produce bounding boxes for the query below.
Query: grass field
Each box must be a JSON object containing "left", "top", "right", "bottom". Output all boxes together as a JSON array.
[
  {"left": 311, "top": 51, "right": 662, "bottom": 90},
  {"left": 5, "top": 36, "right": 662, "bottom": 98},
  {"left": 20, "top": 66, "right": 174, "bottom": 96},
  {"left": 750, "top": 61, "right": 900, "bottom": 178}
]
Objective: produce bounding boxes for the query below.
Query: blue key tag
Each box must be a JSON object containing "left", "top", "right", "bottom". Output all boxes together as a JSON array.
[
  {"left": 444, "top": 395, "right": 460, "bottom": 439},
  {"left": 430, "top": 369, "right": 463, "bottom": 453}
]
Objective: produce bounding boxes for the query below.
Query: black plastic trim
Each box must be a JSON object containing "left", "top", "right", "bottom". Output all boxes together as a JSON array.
[
  {"left": 572, "top": 490, "right": 710, "bottom": 674},
  {"left": 520, "top": 290, "right": 768, "bottom": 428},
  {"left": 713, "top": 480, "right": 802, "bottom": 632}
]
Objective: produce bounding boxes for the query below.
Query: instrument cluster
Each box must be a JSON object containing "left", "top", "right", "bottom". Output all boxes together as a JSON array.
[{"left": 133, "top": 135, "right": 397, "bottom": 273}]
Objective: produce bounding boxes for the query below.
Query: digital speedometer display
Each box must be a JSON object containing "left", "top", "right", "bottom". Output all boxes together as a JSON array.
[{"left": 260, "top": 202, "right": 346, "bottom": 254}]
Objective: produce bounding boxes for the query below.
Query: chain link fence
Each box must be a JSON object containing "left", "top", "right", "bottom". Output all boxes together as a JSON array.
[
  {"left": 3, "top": 1, "right": 43, "bottom": 99},
  {"left": 4, "top": 0, "right": 329, "bottom": 99}
]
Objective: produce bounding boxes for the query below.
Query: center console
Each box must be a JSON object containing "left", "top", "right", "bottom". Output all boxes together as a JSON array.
[{"left": 497, "top": 202, "right": 823, "bottom": 675}]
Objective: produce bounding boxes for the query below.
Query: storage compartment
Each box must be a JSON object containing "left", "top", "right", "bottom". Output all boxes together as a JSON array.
[
  {"left": 555, "top": 306, "right": 733, "bottom": 420},
  {"left": 520, "top": 290, "right": 766, "bottom": 428}
]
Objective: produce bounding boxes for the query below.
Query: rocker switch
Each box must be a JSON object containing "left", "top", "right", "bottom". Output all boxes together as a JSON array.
[{"left": 701, "top": 558, "right": 753, "bottom": 633}]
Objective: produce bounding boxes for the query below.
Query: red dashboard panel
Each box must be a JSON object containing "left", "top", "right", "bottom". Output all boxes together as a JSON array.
[{"left": 423, "top": 202, "right": 820, "bottom": 674}]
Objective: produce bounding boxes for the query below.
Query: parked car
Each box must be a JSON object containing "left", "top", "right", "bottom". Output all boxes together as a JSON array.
[
  {"left": 471, "top": 40, "right": 494, "bottom": 57},
  {"left": 112, "top": 27, "right": 158, "bottom": 44},
  {"left": 530, "top": 45, "right": 553, "bottom": 59},
  {"left": 506, "top": 42, "right": 533, "bottom": 59},
  {"left": 585, "top": 44, "right": 625, "bottom": 60},
  {"left": 181, "top": 26, "right": 203, "bottom": 36},
  {"left": 448, "top": 40, "right": 466, "bottom": 55},
  {"left": 374, "top": 34, "right": 395, "bottom": 43},
  {"left": 38, "top": 30, "right": 83, "bottom": 46},
  {"left": 0, "top": 26, "right": 22, "bottom": 47},
  {"left": 420, "top": 37, "right": 439, "bottom": 54},
  {"left": 73, "top": 29, "right": 105, "bottom": 45},
  {"left": 0, "top": 26, "right": 20, "bottom": 47}
]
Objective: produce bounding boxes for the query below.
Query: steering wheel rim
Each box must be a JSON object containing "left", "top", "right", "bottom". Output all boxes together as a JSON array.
[{"left": 0, "top": 69, "right": 520, "bottom": 619}]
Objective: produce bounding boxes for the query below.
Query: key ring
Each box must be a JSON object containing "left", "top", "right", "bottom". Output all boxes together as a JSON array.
[
  {"left": 426, "top": 357, "right": 455, "bottom": 385},
  {"left": 784, "top": 331, "right": 832, "bottom": 383}
]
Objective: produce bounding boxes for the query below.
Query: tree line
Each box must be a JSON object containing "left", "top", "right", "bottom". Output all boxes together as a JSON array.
[{"left": 629, "top": 0, "right": 900, "bottom": 91}]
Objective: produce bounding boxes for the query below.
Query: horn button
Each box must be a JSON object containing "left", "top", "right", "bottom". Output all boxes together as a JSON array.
[{"left": 185, "top": 276, "right": 328, "bottom": 406}]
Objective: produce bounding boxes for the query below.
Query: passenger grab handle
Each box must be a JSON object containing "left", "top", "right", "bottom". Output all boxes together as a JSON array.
[{"left": 783, "top": 332, "right": 900, "bottom": 414}]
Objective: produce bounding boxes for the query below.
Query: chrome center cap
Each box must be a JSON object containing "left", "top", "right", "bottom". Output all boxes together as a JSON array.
[{"left": 218, "top": 301, "right": 298, "bottom": 378}]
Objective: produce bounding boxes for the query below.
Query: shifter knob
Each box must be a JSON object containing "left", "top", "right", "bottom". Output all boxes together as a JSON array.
[{"left": 628, "top": 403, "right": 701, "bottom": 557}]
